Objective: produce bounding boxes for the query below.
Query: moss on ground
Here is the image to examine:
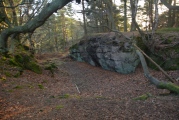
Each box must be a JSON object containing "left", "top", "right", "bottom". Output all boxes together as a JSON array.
[
  {"left": 56, "top": 105, "right": 64, "bottom": 110},
  {"left": 0, "top": 44, "right": 42, "bottom": 77},
  {"left": 44, "top": 62, "right": 58, "bottom": 77},
  {"left": 38, "top": 84, "right": 44, "bottom": 89},
  {"left": 11, "top": 45, "right": 41, "bottom": 74},
  {"left": 133, "top": 93, "right": 152, "bottom": 101},
  {"left": 9, "top": 53, "right": 42, "bottom": 74},
  {"left": 58, "top": 94, "right": 70, "bottom": 99}
]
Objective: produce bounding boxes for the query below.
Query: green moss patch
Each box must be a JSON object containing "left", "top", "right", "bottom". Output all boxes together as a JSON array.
[
  {"left": 38, "top": 84, "right": 44, "bottom": 89},
  {"left": 13, "top": 85, "right": 23, "bottom": 89},
  {"left": 56, "top": 105, "right": 64, "bottom": 110},
  {"left": 9, "top": 53, "right": 42, "bottom": 74},
  {"left": 133, "top": 93, "right": 152, "bottom": 101},
  {"left": 44, "top": 62, "right": 58, "bottom": 77},
  {"left": 45, "top": 62, "right": 58, "bottom": 71},
  {"left": 58, "top": 94, "right": 70, "bottom": 99},
  {"left": 12, "top": 45, "right": 41, "bottom": 74},
  {"left": 26, "top": 61, "right": 42, "bottom": 74}
]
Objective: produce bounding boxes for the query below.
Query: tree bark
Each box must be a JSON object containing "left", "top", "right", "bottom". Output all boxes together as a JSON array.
[
  {"left": 134, "top": 44, "right": 175, "bottom": 83},
  {"left": 123, "top": 0, "right": 127, "bottom": 32},
  {"left": 152, "top": 0, "right": 159, "bottom": 33},
  {"left": 167, "top": 0, "right": 172, "bottom": 27},
  {"left": 136, "top": 49, "right": 179, "bottom": 94},
  {"left": 82, "top": 0, "right": 88, "bottom": 36},
  {"left": 105, "top": 0, "right": 115, "bottom": 30},
  {"left": 0, "top": 0, "right": 71, "bottom": 53},
  {"left": 148, "top": 0, "right": 153, "bottom": 30},
  {"left": 130, "top": 0, "right": 138, "bottom": 32}
]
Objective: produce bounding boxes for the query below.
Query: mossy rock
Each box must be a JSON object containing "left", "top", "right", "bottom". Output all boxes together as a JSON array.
[
  {"left": 0, "top": 55, "right": 23, "bottom": 77},
  {"left": 135, "top": 32, "right": 179, "bottom": 71},
  {"left": 25, "top": 61, "right": 42, "bottom": 74},
  {"left": 148, "top": 45, "right": 179, "bottom": 70},
  {"left": 9, "top": 58, "right": 19, "bottom": 66},
  {"left": 14, "top": 53, "right": 31, "bottom": 63},
  {"left": 0, "top": 44, "right": 41, "bottom": 77},
  {"left": 8, "top": 44, "right": 42, "bottom": 74},
  {"left": 9, "top": 53, "right": 42, "bottom": 74}
]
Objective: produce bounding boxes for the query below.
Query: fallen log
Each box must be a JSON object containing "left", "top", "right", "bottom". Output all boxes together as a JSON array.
[
  {"left": 134, "top": 44, "right": 175, "bottom": 83},
  {"left": 136, "top": 48, "right": 179, "bottom": 94}
]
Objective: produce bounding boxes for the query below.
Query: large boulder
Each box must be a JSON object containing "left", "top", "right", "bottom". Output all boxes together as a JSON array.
[{"left": 70, "top": 32, "right": 140, "bottom": 74}]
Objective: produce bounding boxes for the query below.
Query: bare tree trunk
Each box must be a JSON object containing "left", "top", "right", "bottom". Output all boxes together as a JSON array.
[
  {"left": 171, "top": 0, "right": 176, "bottom": 27},
  {"left": 148, "top": 0, "right": 153, "bottom": 30},
  {"left": 106, "top": 0, "right": 115, "bottom": 30},
  {"left": 124, "top": 0, "right": 127, "bottom": 32},
  {"left": 152, "top": 0, "right": 159, "bottom": 32},
  {"left": 167, "top": 0, "right": 172, "bottom": 27},
  {"left": 82, "top": 0, "right": 88, "bottom": 36},
  {"left": 130, "top": 0, "right": 138, "bottom": 31},
  {"left": 0, "top": 1, "right": 12, "bottom": 27}
]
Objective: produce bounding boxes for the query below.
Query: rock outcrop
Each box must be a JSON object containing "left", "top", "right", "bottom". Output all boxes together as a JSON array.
[
  {"left": 136, "top": 32, "right": 179, "bottom": 70},
  {"left": 70, "top": 32, "right": 140, "bottom": 74}
]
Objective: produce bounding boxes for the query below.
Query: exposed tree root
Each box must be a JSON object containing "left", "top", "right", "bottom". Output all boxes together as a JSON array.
[{"left": 135, "top": 48, "right": 179, "bottom": 95}]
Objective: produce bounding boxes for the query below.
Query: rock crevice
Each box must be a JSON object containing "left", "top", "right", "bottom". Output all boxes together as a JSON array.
[{"left": 70, "top": 32, "right": 140, "bottom": 74}]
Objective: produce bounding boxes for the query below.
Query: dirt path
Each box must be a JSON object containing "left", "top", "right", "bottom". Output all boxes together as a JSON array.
[{"left": 0, "top": 55, "right": 179, "bottom": 120}]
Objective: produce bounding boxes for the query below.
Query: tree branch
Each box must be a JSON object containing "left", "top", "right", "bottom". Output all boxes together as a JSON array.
[
  {"left": 0, "top": 0, "right": 72, "bottom": 52},
  {"left": 134, "top": 44, "right": 175, "bottom": 83},
  {"left": 136, "top": 49, "right": 179, "bottom": 94}
]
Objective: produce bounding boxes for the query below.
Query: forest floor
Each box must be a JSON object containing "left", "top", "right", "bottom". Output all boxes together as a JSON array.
[{"left": 0, "top": 53, "right": 179, "bottom": 120}]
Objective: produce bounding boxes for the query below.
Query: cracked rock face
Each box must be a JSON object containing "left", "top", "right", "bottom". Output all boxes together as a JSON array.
[{"left": 70, "top": 32, "right": 140, "bottom": 74}]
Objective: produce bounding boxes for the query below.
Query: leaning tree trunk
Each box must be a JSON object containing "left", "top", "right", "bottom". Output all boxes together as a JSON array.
[
  {"left": 0, "top": 0, "right": 71, "bottom": 53},
  {"left": 135, "top": 47, "right": 179, "bottom": 94},
  {"left": 130, "top": 0, "right": 138, "bottom": 32}
]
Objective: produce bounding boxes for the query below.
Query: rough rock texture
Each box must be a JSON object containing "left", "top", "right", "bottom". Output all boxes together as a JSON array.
[
  {"left": 136, "top": 32, "right": 179, "bottom": 70},
  {"left": 70, "top": 32, "right": 140, "bottom": 74}
]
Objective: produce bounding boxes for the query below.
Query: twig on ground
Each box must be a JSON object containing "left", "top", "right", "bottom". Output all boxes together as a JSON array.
[{"left": 75, "top": 84, "right": 81, "bottom": 94}]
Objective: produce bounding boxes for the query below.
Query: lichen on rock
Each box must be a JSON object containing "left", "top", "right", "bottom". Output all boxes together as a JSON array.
[{"left": 70, "top": 32, "right": 140, "bottom": 74}]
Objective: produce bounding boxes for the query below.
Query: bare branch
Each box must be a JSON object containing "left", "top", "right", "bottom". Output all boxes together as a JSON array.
[{"left": 0, "top": 0, "right": 72, "bottom": 52}]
